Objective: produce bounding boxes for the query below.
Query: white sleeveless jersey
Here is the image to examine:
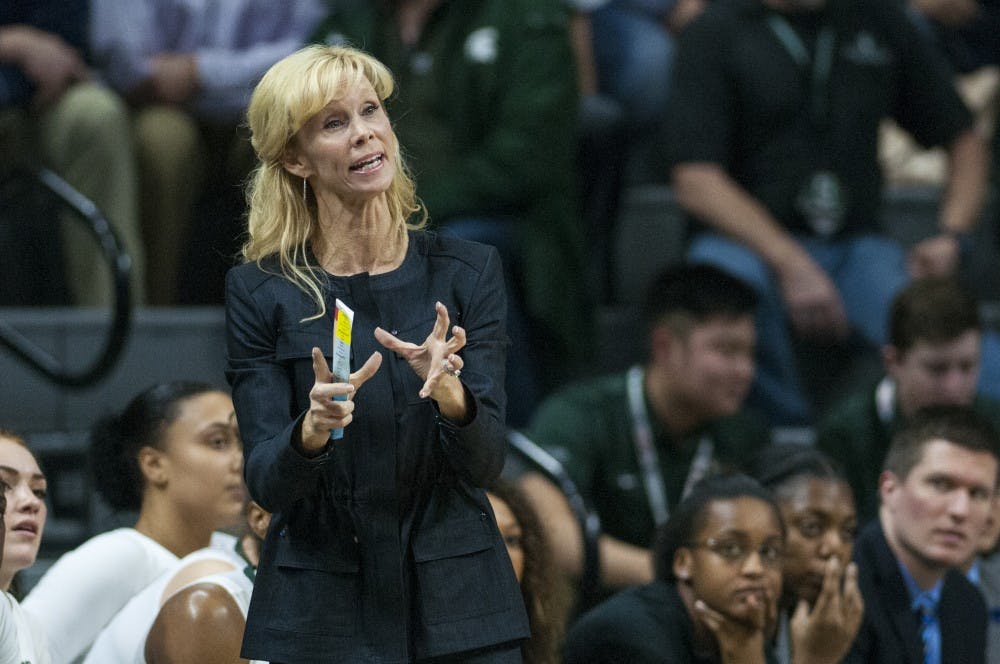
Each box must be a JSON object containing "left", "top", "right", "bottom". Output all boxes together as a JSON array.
[
  {"left": 23, "top": 528, "right": 239, "bottom": 664},
  {"left": 82, "top": 546, "right": 242, "bottom": 664},
  {"left": 190, "top": 568, "right": 267, "bottom": 664}
]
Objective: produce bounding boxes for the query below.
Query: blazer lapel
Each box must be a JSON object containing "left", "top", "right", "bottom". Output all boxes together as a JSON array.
[{"left": 871, "top": 525, "right": 926, "bottom": 664}]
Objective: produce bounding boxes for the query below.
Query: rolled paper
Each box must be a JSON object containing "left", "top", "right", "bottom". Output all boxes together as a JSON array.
[{"left": 330, "top": 298, "right": 354, "bottom": 440}]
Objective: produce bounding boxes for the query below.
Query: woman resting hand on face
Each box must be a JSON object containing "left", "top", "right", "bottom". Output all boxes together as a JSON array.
[
  {"left": 562, "top": 474, "right": 785, "bottom": 664},
  {"left": 225, "top": 45, "right": 527, "bottom": 663},
  {"left": 753, "top": 444, "right": 864, "bottom": 664}
]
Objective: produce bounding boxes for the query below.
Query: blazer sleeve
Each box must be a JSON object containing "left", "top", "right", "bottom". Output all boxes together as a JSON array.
[
  {"left": 224, "top": 266, "right": 332, "bottom": 513},
  {"left": 434, "top": 245, "right": 509, "bottom": 487}
]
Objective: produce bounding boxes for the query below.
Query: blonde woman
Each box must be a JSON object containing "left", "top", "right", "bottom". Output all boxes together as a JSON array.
[{"left": 225, "top": 45, "right": 528, "bottom": 663}]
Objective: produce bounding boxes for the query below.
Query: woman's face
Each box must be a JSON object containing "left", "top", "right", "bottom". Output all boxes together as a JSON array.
[
  {"left": 674, "top": 497, "right": 784, "bottom": 627},
  {"left": 156, "top": 392, "right": 245, "bottom": 533},
  {"left": 286, "top": 77, "right": 397, "bottom": 207},
  {"left": 0, "top": 437, "right": 47, "bottom": 588},
  {"left": 488, "top": 492, "right": 524, "bottom": 583},
  {"left": 778, "top": 477, "right": 856, "bottom": 605}
]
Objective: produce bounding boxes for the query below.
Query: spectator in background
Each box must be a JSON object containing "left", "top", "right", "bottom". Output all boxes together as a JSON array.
[
  {"left": 488, "top": 481, "right": 572, "bottom": 664},
  {"left": 521, "top": 264, "right": 768, "bottom": 595},
  {"left": 0, "top": 1, "right": 144, "bottom": 306},
  {"left": 902, "top": 0, "right": 1000, "bottom": 263},
  {"left": 311, "top": 0, "right": 587, "bottom": 427},
  {"left": 906, "top": 0, "right": 1000, "bottom": 76},
  {"left": 22, "top": 382, "right": 245, "bottom": 664},
  {"left": 562, "top": 474, "right": 784, "bottom": 664},
  {"left": 90, "top": 0, "right": 325, "bottom": 305},
  {"left": 817, "top": 277, "right": 1000, "bottom": 524},
  {"left": 565, "top": 0, "right": 707, "bottom": 302},
  {"left": 586, "top": 0, "right": 707, "bottom": 178},
  {"left": 752, "top": 444, "right": 863, "bottom": 664},
  {"left": 0, "top": 430, "right": 50, "bottom": 664},
  {"left": 667, "top": 0, "right": 991, "bottom": 426},
  {"left": 847, "top": 405, "right": 997, "bottom": 663}
]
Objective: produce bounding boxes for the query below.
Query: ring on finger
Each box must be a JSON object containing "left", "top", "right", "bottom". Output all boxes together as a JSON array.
[{"left": 442, "top": 359, "right": 461, "bottom": 378}]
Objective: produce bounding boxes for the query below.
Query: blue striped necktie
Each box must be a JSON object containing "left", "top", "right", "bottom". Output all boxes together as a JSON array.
[{"left": 913, "top": 592, "right": 940, "bottom": 664}]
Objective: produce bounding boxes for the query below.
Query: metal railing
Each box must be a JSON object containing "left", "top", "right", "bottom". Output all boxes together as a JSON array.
[
  {"left": 0, "top": 167, "right": 132, "bottom": 387},
  {"left": 505, "top": 429, "right": 603, "bottom": 610}
]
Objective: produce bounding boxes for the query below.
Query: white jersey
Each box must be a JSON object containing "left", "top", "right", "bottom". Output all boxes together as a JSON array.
[
  {"left": 198, "top": 567, "right": 253, "bottom": 617},
  {"left": 193, "top": 568, "right": 268, "bottom": 664},
  {"left": 2, "top": 591, "right": 50, "bottom": 664},
  {"left": 82, "top": 547, "right": 242, "bottom": 664},
  {"left": 0, "top": 592, "right": 18, "bottom": 664},
  {"left": 22, "top": 528, "right": 239, "bottom": 664}
]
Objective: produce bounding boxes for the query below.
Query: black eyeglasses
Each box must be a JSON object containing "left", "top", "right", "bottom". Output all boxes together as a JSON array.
[{"left": 683, "top": 537, "right": 784, "bottom": 568}]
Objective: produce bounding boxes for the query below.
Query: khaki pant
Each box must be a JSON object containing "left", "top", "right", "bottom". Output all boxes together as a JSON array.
[
  {"left": 1, "top": 82, "right": 145, "bottom": 306},
  {"left": 133, "top": 106, "right": 254, "bottom": 305}
]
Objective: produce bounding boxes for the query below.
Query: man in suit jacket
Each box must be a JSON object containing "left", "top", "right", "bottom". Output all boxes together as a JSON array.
[{"left": 847, "top": 405, "right": 999, "bottom": 663}]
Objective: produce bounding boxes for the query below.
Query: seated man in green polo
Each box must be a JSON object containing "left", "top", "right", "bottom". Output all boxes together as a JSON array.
[
  {"left": 816, "top": 276, "right": 1000, "bottom": 525},
  {"left": 520, "top": 263, "right": 769, "bottom": 593}
]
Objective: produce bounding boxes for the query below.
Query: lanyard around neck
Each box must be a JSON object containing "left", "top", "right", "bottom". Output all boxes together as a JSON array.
[
  {"left": 766, "top": 14, "right": 836, "bottom": 130},
  {"left": 626, "top": 366, "right": 714, "bottom": 526}
]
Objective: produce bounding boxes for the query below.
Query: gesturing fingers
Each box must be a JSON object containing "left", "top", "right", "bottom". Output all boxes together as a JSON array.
[
  {"left": 447, "top": 324, "right": 467, "bottom": 354},
  {"left": 431, "top": 301, "right": 451, "bottom": 340},
  {"left": 350, "top": 351, "right": 383, "bottom": 389},
  {"left": 312, "top": 347, "right": 334, "bottom": 383},
  {"left": 373, "top": 327, "right": 417, "bottom": 356},
  {"left": 812, "top": 556, "right": 842, "bottom": 617}
]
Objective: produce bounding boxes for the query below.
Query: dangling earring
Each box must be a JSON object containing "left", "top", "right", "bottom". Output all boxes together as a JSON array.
[{"left": 302, "top": 177, "right": 308, "bottom": 204}]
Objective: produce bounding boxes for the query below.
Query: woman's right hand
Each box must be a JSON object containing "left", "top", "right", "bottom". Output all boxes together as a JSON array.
[
  {"left": 299, "top": 347, "right": 382, "bottom": 453},
  {"left": 695, "top": 597, "right": 771, "bottom": 664}
]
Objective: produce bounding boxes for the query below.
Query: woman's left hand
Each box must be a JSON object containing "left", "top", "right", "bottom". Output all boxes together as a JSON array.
[{"left": 375, "top": 301, "right": 468, "bottom": 403}]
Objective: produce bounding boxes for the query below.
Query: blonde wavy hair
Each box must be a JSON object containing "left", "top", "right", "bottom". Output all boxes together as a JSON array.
[{"left": 243, "top": 44, "right": 426, "bottom": 320}]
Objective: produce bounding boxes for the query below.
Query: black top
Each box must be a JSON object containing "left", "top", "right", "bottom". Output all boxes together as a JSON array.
[
  {"left": 225, "top": 231, "right": 529, "bottom": 663},
  {"left": 666, "top": 0, "right": 972, "bottom": 237},
  {"left": 564, "top": 581, "right": 778, "bottom": 664}
]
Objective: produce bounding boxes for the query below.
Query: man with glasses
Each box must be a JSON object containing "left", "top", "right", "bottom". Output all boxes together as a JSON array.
[
  {"left": 847, "top": 405, "right": 998, "bottom": 663},
  {"left": 563, "top": 473, "right": 784, "bottom": 664}
]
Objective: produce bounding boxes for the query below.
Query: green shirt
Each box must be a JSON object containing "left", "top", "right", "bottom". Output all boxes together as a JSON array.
[
  {"left": 527, "top": 369, "right": 771, "bottom": 548},
  {"left": 816, "top": 378, "right": 1000, "bottom": 525}
]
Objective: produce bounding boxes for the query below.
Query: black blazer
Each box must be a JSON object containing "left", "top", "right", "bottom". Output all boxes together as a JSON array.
[
  {"left": 225, "top": 232, "right": 529, "bottom": 663},
  {"left": 846, "top": 520, "right": 986, "bottom": 664}
]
